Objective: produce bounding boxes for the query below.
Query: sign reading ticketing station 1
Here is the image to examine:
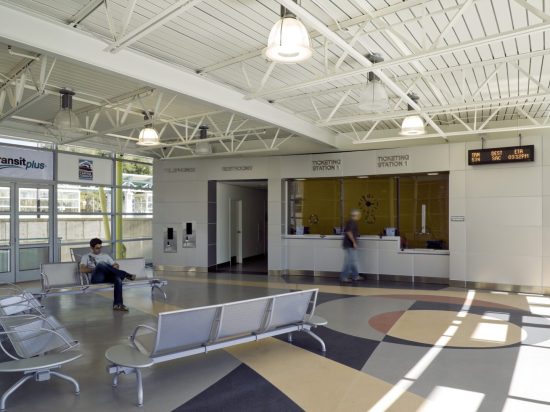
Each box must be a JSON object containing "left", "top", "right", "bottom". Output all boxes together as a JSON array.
[
  {"left": 0, "top": 145, "right": 53, "bottom": 180},
  {"left": 468, "top": 145, "right": 535, "bottom": 166}
]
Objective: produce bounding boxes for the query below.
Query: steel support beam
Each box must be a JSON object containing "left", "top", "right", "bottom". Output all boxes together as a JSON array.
[
  {"left": 276, "top": 49, "right": 550, "bottom": 102},
  {"left": 318, "top": 91, "right": 550, "bottom": 127},
  {"left": 107, "top": 0, "right": 206, "bottom": 53},
  {"left": 247, "top": 21, "right": 550, "bottom": 100},
  {"left": 0, "top": 4, "right": 336, "bottom": 148},
  {"left": 275, "top": 0, "right": 447, "bottom": 140},
  {"left": 198, "top": 0, "right": 427, "bottom": 74}
]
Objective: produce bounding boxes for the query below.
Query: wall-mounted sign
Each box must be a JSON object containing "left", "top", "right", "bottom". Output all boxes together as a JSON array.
[
  {"left": 377, "top": 154, "right": 410, "bottom": 168},
  {"left": 450, "top": 216, "right": 465, "bottom": 222},
  {"left": 165, "top": 167, "right": 196, "bottom": 173},
  {"left": 468, "top": 145, "right": 534, "bottom": 165},
  {"left": 312, "top": 159, "right": 341, "bottom": 171},
  {"left": 222, "top": 166, "right": 252, "bottom": 171},
  {"left": 78, "top": 158, "right": 93, "bottom": 181},
  {"left": 0, "top": 145, "right": 53, "bottom": 180}
]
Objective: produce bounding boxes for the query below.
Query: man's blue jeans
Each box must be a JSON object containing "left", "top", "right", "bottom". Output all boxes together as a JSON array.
[
  {"left": 91, "top": 262, "right": 128, "bottom": 305},
  {"left": 340, "top": 248, "right": 359, "bottom": 281}
]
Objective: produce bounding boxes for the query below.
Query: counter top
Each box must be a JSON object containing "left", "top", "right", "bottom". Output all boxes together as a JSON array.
[
  {"left": 283, "top": 235, "right": 401, "bottom": 241},
  {"left": 399, "top": 249, "right": 450, "bottom": 255}
]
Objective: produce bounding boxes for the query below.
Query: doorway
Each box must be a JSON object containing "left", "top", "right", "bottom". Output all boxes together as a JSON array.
[
  {"left": 215, "top": 180, "right": 268, "bottom": 274},
  {"left": 0, "top": 182, "right": 53, "bottom": 283}
]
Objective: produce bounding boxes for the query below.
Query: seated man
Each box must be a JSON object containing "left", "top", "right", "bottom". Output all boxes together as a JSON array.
[{"left": 80, "top": 238, "right": 136, "bottom": 312}]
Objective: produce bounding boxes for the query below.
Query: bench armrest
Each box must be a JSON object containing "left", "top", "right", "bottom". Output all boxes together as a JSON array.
[
  {"left": 40, "top": 272, "right": 50, "bottom": 291},
  {"left": 130, "top": 324, "right": 157, "bottom": 349}
]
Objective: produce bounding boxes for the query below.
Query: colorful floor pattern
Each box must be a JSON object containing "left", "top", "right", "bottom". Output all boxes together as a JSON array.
[{"left": 3, "top": 273, "right": 550, "bottom": 411}]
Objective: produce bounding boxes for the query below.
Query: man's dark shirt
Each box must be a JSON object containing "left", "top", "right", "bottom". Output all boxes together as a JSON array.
[{"left": 342, "top": 219, "right": 360, "bottom": 249}]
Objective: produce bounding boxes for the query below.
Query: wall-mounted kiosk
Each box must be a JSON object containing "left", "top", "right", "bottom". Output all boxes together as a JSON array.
[
  {"left": 182, "top": 221, "right": 196, "bottom": 248},
  {"left": 164, "top": 227, "right": 177, "bottom": 253}
]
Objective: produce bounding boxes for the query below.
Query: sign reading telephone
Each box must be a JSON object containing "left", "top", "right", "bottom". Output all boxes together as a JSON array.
[{"left": 468, "top": 145, "right": 534, "bottom": 165}]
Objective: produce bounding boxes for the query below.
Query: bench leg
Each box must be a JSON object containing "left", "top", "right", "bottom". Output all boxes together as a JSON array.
[
  {"left": 136, "top": 368, "right": 144, "bottom": 407},
  {"left": 1, "top": 374, "right": 33, "bottom": 412},
  {"left": 151, "top": 285, "right": 167, "bottom": 301},
  {"left": 50, "top": 371, "right": 80, "bottom": 395},
  {"left": 303, "top": 330, "right": 326, "bottom": 353},
  {"left": 287, "top": 333, "right": 293, "bottom": 343}
]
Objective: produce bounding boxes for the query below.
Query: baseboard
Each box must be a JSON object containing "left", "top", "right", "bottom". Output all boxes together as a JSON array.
[
  {"left": 449, "top": 280, "right": 546, "bottom": 294},
  {"left": 154, "top": 265, "right": 208, "bottom": 273}
]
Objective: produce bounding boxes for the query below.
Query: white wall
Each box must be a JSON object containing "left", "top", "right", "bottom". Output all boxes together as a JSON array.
[
  {"left": 153, "top": 137, "right": 550, "bottom": 290},
  {"left": 216, "top": 182, "right": 267, "bottom": 264},
  {"left": 449, "top": 135, "right": 546, "bottom": 290}
]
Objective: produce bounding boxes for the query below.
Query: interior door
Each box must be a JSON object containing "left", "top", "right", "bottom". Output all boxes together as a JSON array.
[
  {"left": 236, "top": 200, "right": 243, "bottom": 264},
  {"left": 15, "top": 184, "right": 53, "bottom": 282}
]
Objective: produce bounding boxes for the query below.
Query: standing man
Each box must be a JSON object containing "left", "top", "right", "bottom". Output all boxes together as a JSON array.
[
  {"left": 80, "top": 238, "right": 136, "bottom": 312},
  {"left": 340, "top": 209, "right": 362, "bottom": 284}
]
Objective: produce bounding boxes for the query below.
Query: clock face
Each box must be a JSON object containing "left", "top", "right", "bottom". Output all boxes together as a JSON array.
[
  {"left": 359, "top": 194, "right": 379, "bottom": 224},
  {"left": 308, "top": 214, "right": 319, "bottom": 225}
]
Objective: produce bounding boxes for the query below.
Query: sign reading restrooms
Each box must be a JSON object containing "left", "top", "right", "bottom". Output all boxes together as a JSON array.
[{"left": 0, "top": 145, "right": 53, "bottom": 180}]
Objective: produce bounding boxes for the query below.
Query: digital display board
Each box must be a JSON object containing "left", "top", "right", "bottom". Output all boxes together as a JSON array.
[{"left": 468, "top": 145, "right": 534, "bottom": 165}]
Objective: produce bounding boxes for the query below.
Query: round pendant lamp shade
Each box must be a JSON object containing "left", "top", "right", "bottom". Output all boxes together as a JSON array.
[
  {"left": 358, "top": 81, "right": 389, "bottom": 112},
  {"left": 265, "top": 16, "right": 312, "bottom": 63},
  {"left": 194, "top": 125, "right": 212, "bottom": 155},
  {"left": 53, "top": 108, "right": 80, "bottom": 130},
  {"left": 195, "top": 141, "right": 212, "bottom": 155},
  {"left": 400, "top": 115, "right": 425, "bottom": 136},
  {"left": 400, "top": 92, "right": 426, "bottom": 136},
  {"left": 54, "top": 88, "right": 82, "bottom": 137},
  {"left": 137, "top": 126, "right": 159, "bottom": 146}
]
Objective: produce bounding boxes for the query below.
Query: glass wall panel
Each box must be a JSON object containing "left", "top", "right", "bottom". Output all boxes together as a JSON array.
[
  {"left": 0, "top": 186, "right": 10, "bottom": 212},
  {"left": 118, "top": 239, "right": 152, "bottom": 261},
  {"left": 121, "top": 216, "right": 152, "bottom": 238},
  {"left": 343, "top": 177, "right": 397, "bottom": 236},
  {"left": 399, "top": 174, "right": 449, "bottom": 249},
  {"left": 19, "top": 217, "right": 49, "bottom": 244},
  {"left": 19, "top": 247, "right": 49, "bottom": 271},
  {"left": 0, "top": 249, "right": 9, "bottom": 273},
  {"left": 0, "top": 215, "right": 9, "bottom": 246},
  {"left": 57, "top": 215, "right": 112, "bottom": 244},
  {"left": 57, "top": 184, "right": 112, "bottom": 213},
  {"left": 287, "top": 173, "right": 449, "bottom": 249},
  {"left": 288, "top": 179, "right": 341, "bottom": 235},
  {"left": 18, "top": 188, "right": 49, "bottom": 212}
]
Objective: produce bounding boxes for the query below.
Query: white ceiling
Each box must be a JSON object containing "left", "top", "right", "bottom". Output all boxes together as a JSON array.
[{"left": 0, "top": 0, "right": 549, "bottom": 159}]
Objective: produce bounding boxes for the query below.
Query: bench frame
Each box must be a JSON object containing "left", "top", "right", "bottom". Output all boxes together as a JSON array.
[
  {"left": 106, "top": 289, "right": 326, "bottom": 406},
  {"left": 40, "top": 259, "right": 167, "bottom": 300},
  {"left": 0, "top": 285, "right": 81, "bottom": 411}
]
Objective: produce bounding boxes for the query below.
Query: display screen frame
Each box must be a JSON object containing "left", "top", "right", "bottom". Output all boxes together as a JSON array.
[{"left": 468, "top": 145, "right": 535, "bottom": 165}]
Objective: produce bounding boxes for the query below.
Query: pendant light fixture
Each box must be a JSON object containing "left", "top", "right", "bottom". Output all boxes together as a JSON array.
[
  {"left": 358, "top": 53, "right": 389, "bottom": 112},
  {"left": 53, "top": 88, "right": 81, "bottom": 132},
  {"left": 194, "top": 125, "right": 212, "bottom": 155},
  {"left": 400, "top": 93, "right": 425, "bottom": 136},
  {"left": 137, "top": 111, "right": 159, "bottom": 146},
  {"left": 264, "top": 0, "right": 312, "bottom": 64}
]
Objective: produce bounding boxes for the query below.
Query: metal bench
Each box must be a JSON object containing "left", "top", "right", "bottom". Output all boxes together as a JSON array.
[
  {"left": 105, "top": 289, "right": 326, "bottom": 406},
  {"left": 0, "top": 284, "right": 81, "bottom": 411},
  {"left": 40, "top": 258, "right": 167, "bottom": 300}
]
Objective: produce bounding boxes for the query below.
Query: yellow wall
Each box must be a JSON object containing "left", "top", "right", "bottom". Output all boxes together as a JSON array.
[{"left": 288, "top": 174, "right": 449, "bottom": 248}]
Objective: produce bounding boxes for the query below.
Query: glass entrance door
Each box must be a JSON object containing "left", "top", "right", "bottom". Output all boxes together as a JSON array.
[
  {"left": 0, "top": 184, "right": 13, "bottom": 283},
  {"left": 0, "top": 183, "right": 53, "bottom": 283},
  {"left": 15, "top": 184, "right": 53, "bottom": 282}
]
